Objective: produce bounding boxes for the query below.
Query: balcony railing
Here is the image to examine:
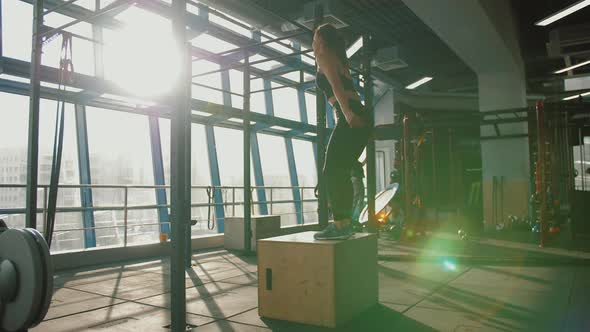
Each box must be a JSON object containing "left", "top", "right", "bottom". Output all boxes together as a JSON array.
[{"left": 0, "top": 184, "right": 319, "bottom": 249}]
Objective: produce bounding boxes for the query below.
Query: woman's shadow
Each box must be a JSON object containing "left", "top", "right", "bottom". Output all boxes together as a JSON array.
[{"left": 260, "top": 303, "right": 437, "bottom": 332}]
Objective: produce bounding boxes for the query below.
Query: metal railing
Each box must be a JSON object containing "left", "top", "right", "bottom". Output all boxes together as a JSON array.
[{"left": 0, "top": 183, "right": 319, "bottom": 245}]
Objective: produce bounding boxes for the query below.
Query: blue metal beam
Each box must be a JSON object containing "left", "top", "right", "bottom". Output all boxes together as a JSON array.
[
  {"left": 263, "top": 79, "right": 274, "bottom": 117},
  {"left": 250, "top": 132, "right": 268, "bottom": 215},
  {"left": 285, "top": 137, "right": 303, "bottom": 224},
  {"left": 297, "top": 89, "right": 309, "bottom": 124},
  {"left": 326, "top": 101, "right": 335, "bottom": 128},
  {"left": 300, "top": 81, "right": 316, "bottom": 91},
  {"left": 148, "top": 116, "right": 170, "bottom": 235},
  {"left": 205, "top": 125, "right": 225, "bottom": 232},
  {"left": 74, "top": 105, "right": 96, "bottom": 248}
]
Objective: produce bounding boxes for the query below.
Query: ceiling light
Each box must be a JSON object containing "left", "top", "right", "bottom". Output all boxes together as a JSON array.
[
  {"left": 405, "top": 77, "right": 433, "bottom": 90},
  {"left": 535, "top": 0, "right": 590, "bottom": 26},
  {"left": 270, "top": 125, "right": 292, "bottom": 131},
  {"left": 346, "top": 37, "right": 363, "bottom": 59},
  {"left": 563, "top": 91, "right": 590, "bottom": 100},
  {"left": 554, "top": 59, "right": 590, "bottom": 74}
]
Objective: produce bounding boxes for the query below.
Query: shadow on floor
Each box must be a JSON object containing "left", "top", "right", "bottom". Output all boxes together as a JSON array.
[{"left": 260, "top": 304, "right": 437, "bottom": 332}]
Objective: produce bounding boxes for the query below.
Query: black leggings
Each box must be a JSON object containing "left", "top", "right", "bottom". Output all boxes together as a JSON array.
[{"left": 322, "top": 102, "right": 369, "bottom": 221}]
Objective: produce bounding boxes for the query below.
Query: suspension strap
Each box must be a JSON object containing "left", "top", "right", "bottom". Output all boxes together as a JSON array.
[{"left": 45, "top": 33, "right": 74, "bottom": 247}]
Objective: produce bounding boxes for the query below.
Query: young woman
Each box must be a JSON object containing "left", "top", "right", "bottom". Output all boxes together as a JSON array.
[{"left": 313, "top": 23, "right": 371, "bottom": 240}]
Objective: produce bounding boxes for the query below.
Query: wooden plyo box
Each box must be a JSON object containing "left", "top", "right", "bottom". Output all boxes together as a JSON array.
[
  {"left": 257, "top": 231, "right": 378, "bottom": 328},
  {"left": 224, "top": 215, "right": 281, "bottom": 251}
]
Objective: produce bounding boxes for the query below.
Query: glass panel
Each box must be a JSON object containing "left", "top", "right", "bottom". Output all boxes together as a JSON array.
[
  {"left": 305, "top": 92, "right": 317, "bottom": 125},
  {"left": 76, "top": 0, "right": 96, "bottom": 11},
  {"left": 573, "top": 141, "right": 590, "bottom": 192},
  {"left": 86, "top": 108, "right": 158, "bottom": 247},
  {"left": 38, "top": 100, "right": 80, "bottom": 185},
  {"left": 301, "top": 48, "right": 315, "bottom": 65},
  {"left": 103, "top": 7, "right": 179, "bottom": 97},
  {"left": 209, "top": 12, "right": 251, "bottom": 38},
  {"left": 191, "top": 33, "right": 239, "bottom": 53},
  {"left": 271, "top": 84, "right": 300, "bottom": 122},
  {"left": 2, "top": 0, "right": 33, "bottom": 61},
  {"left": 251, "top": 78, "right": 266, "bottom": 114},
  {"left": 261, "top": 32, "right": 293, "bottom": 54},
  {"left": 193, "top": 60, "right": 223, "bottom": 104},
  {"left": 214, "top": 127, "right": 258, "bottom": 216},
  {"left": 250, "top": 54, "right": 282, "bottom": 71},
  {"left": 292, "top": 139, "right": 317, "bottom": 224},
  {"left": 281, "top": 71, "right": 300, "bottom": 82},
  {"left": 0, "top": 93, "right": 28, "bottom": 230},
  {"left": 228, "top": 69, "right": 243, "bottom": 109},
  {"left": 257, "top": 134, "right": 295, "bottom": 225}
]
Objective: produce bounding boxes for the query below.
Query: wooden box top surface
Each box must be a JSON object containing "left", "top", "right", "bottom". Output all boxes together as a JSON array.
[{"left": 258, "top": 231, "right": 376, "bottom": 245}]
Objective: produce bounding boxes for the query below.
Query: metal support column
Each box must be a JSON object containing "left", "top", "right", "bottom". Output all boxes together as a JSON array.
[
  {"left": 285, "top": 138, "right": 303, "bottom": 224},
  {"left": 170, "top": 0, "right": 190, "bottom": 329},
  {"left": 149, "top": 116, "right": 170, "bottom": 235},
  {"left": 93, "top": 0, "right": 104, "bottom": 78},
  {"left": 263, "top": 79, "right": 274, "bottom": 116},
  {"left": 205, "top": 125, "right": 226, "bottom": 232},
  {"left": 251, "top": 133, "right": 269, "bottom": 215},
  {"left": 243, "top": 52, "right": 252, "bottom": 252},
  {"left": 363, "top": 34, "right": 377, "bottom": 232},
  {"left": 297, "top": 87, "right": 309, "bottom": 124},
  {"left": 74, "top": 105, "right": 97, "bottom": 248},
  {"left": 26, "top": 0, "right": 44, "bottom": 229},
  {"left": 326, "top": 101, "right": 335, "bottom": 129},
  {"left": 314, "top": 4, "right": 329, "bottom": 227}
]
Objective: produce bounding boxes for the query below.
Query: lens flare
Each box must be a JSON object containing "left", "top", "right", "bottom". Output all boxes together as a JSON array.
[{"left": 442, "top": 259, "right": 457, "bottom": 272}]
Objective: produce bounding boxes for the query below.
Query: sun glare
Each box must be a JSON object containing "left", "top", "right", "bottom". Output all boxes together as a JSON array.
[{"left": 104, "top": 7, "right": 181, "bottom": 98}]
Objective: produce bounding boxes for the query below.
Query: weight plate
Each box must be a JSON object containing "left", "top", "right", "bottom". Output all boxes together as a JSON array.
[
  {"left": 24, "top": 228, "right": 54, "bottom": 327},
  {"left": 359, "top": 183, "right": 400, "bottom": 224},
  {"left": 0, "top": 229, "right": 44, "bottom": 332}
]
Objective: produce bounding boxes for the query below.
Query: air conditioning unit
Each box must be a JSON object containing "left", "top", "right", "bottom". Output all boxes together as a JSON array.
[
  {"left": 282, "top": 0, "right": 348, "bottom": 31},
  {"left": 372, "top": 46, "right": 408, "bottom": 71}
]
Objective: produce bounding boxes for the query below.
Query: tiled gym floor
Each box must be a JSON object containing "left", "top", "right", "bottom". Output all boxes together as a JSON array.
[{"left": 34, "top": 235, "right": 590, "bottom": 332}]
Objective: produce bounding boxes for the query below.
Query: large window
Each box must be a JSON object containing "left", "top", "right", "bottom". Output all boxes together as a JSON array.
[
  {"left": 86, "top": 107, "right": 157, "bottom": 247},
  {"left": 38, "top": 100, "right": 83, "bottom": 252},
  {"left": 2, "top": 0, "right": 33, "bottom": 61},
  {"left": 292, "top": 139, "right": 318, "bottom": 224},
  {"left": 0, "top": 93, "right": 29, "bottom": 230},
  {"left": 104, "top": 7, "right": 178, "bottom": 97},
  {"left": 1, "top": 0, "right": 94, "bottom": 75},
  {"left": 258, "top": 134, "right": 296, "bottom": 225},
  {"left": 192, "top": 60, "right": 223, "bottom": 105},
  {"left": 43, "top": 12, "right": 95, "bottom": 76},
  {"left": 159, "top": 119, "right": 215, "bottom": 234},
  {"left": 229, "top": 71, "right": 266, "bottom": 114},
  {"left": 271, "top": 85, "right": 300, "bottom": 121},
  {"left": 214, "top": 127, "right": 260, "bottom": 216},
  {"left": 305, "top": 91, "right": 317, "bottom": 125}
]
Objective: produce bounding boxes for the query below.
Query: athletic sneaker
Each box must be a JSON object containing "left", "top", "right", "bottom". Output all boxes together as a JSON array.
[{"left": 314, "top": 224, "right": 354, "bottom": 240}]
